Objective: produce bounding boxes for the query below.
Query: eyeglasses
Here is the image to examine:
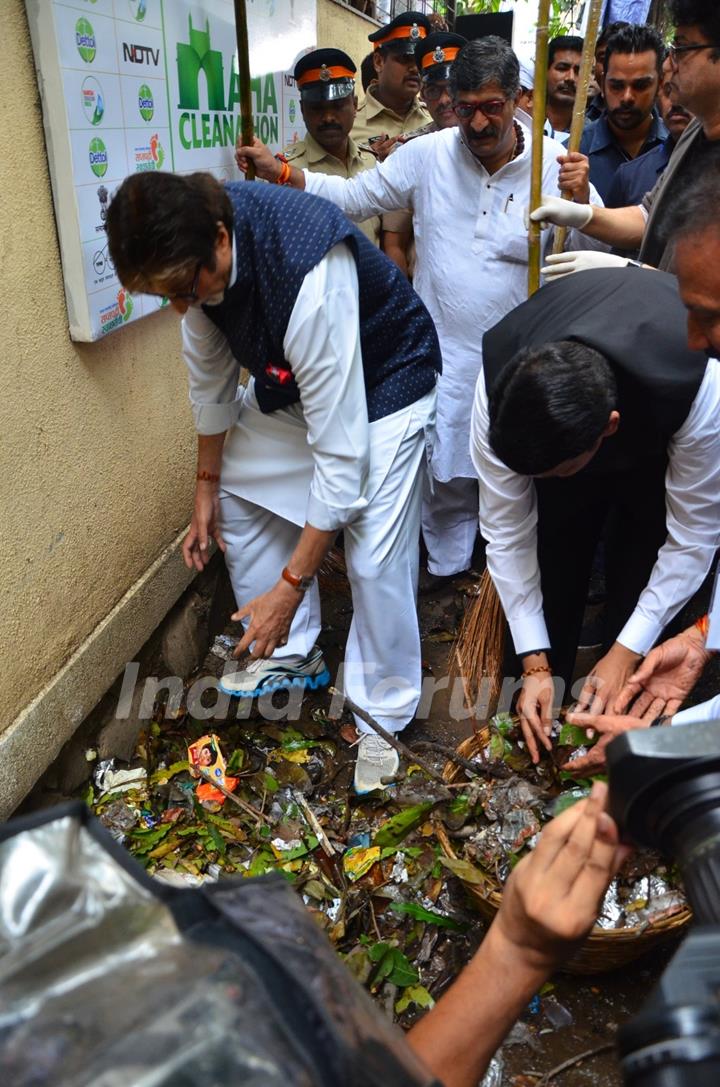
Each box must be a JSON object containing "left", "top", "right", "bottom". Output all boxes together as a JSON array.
[
  {"left": 148, "top": 260, "right": 204, "bottom": 302},
  {"left": 669, "top": 42, "right": 716, "bottom": 62},
  {"left": 423, "top": 82, "right": 451, "bottom": 102},
  {"left": 169, "top": 260, "right": 204, "bottom": 302},
  {"left": 453, "top": 98, "right": 507, "bottom": 121}
]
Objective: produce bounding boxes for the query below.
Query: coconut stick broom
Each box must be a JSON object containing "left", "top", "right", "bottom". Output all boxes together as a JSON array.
[{"left": 451, "top": 0, "right": 551, "bottom": 722}]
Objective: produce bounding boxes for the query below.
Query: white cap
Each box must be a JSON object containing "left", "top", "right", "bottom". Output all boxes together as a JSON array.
[{"left": 517, "top": 52, "right": 535, "bottom": 91}]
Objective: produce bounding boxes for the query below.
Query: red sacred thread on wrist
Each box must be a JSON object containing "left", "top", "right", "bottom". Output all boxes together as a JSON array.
[
  {"left": 196, "top": 470, "right": 220, "bottom": 483},
  {"left": 695, "top": 614, "right": 710, "bottom": 638}
]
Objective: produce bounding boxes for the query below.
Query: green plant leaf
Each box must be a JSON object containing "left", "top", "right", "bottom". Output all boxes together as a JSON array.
[
  {"left": 558, "top": 724, "right": 589, "bottom": 748},
  {"left": 373, "top": 803, "right": 433, "bottom": 848},
  {"left": 438, "top": 855, "right": 489, "bottom": 886},
  {"left": 390, "top": 902, "right": 464, "bottom": 931},
  {"left": 395, "top": 984, "right": 435, "bottom": 1014}
]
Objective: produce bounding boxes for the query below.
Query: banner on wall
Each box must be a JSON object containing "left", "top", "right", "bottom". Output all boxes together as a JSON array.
[{"left": 25, "top": 0, "right": 316, "bottom": 341}]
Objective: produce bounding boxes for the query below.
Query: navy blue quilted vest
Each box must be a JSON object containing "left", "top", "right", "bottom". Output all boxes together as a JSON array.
[{"left": 202, "top": 183, "right": 440, "bottom": 422}]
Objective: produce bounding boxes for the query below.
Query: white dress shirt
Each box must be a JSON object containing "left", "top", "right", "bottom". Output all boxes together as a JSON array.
[
  {"left": 470, "top": 359, "right": 720, "bottom": 658},
  {"left": 181, "top": 242, "right": 373, "bottom": 532},
  {"left": 303, "top": 123, "right": 603, "bottom": 482}
]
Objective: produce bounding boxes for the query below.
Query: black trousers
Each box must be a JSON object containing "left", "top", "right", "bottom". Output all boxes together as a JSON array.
[{"left": 533, "top": 457, "right": 668, "bottom": 690}]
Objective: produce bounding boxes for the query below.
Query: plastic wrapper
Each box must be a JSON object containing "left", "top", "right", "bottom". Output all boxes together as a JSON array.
[
  {"left": 210, "top": 634, "right": 239, "bottom": 660},
  {"left": 0, "top": 805, "right": 439, "bottom": 1087}
]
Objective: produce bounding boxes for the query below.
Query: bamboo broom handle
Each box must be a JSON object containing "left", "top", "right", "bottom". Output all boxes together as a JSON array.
[
  {"left": 528, "top": 0, "right": 551, "bottom": 296},
  {"left": 552, "top": 0, "right": 604, "bottom": 254},
  {"left": 233, "top": 0, "right": 256, "bottom": 181}
]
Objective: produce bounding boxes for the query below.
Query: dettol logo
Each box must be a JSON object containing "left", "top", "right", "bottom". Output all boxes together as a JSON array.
[
  {"left": 81, "top": 76, "right": 105, "bottom": 125},
  {"left": 76, "top": 18, "right": 96, "bottom": 63},
  {"left": 89, "top": 136, "right": 108, "bottom": 177},
  {"left": 288, "top": 99, "right": 296, "bottom": 124},
  {"left": 138, "top": 84, "right": 154, "bottom": 122}
]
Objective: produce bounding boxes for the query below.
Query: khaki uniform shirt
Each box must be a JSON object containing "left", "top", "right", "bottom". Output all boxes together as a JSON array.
[
  {"left": 352, "top": 85, "right": 431, "bottom": 145},
  {"left": 284, "top": 133, "right": 381, "bottom": 247}
]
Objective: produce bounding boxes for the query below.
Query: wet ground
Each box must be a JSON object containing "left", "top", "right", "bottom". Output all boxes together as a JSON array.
[{"left": 23, "top": 553, "right": 717, "bottom": 1086}]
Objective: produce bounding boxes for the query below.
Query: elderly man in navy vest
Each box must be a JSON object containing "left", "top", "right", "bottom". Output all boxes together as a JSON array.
[
  {"left": 106, "top": 172, "right": 440, "bottom": 794},
  {"left": 470, "top": 268, "right": 720, "bottom": 764}
]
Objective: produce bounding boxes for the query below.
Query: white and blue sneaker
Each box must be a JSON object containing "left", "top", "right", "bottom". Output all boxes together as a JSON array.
[
  {"left": 353, "top": 734, "right": 400, "bottom": 794},
  {"left": 219, "top": 645, "right": 330, "bottom": 698}
]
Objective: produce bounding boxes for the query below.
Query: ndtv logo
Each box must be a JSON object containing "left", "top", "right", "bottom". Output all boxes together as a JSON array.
[{"left": 122, "top": 42, "right": 160, "bottom": 66}]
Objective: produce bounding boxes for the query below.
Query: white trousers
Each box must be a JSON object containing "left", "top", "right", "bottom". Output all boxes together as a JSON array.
[
  {"left": 219, "top": 392, "right": 435, "bottom": 734},
  {"left": 421, "top": 476, "right": 479, "bottom": 577}
]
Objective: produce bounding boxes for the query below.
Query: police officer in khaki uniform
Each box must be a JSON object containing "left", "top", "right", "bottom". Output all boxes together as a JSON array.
[
  {"left": 354, "top": 13, "right": 432, "bottom": 147},
  {"left": 383, "top": 32, "right": 466, "bottom": 278},
  {"left": 283, "top": 49, "right": 381, "bottom": 247}
]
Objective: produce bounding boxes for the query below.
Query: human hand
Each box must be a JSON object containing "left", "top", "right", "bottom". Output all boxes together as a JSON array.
[
  {"left": 556, "top": 151, "right": 590, "bottom": 203},
  {"left": 495, "top": 781, "right": 630, "bottom": 971},
  {"left": 574, "top": 643, "right": 643, "bottom": 715},
  {"left": 182, "top": 482, "right": 226, "bottom": 572},
  {"left": 616, "top": 625, "right": 711, "bottom": 718},
  {"left": 541, "top": 250, "right": 632, "bottom": 280},
  {"left": 516, "top": 655, "right": 555, "bottom": 764},
  {"left": 235, "top": 136, "right": 282, "bottom": 181},
  {"left": 527, "top": 194, "right": 594, "bottom": 231},
  {"left": 368, "top": 134, "right": 399, "bottom": 161},
  {"left": 561, "top": 711, "right": 651, "bottom": 773},
  {"left": 233, "top": 579, "right": 301, "bottom": 658}
]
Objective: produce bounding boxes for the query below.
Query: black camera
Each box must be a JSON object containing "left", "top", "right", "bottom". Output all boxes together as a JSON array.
[{"left": 606, "top": 720, "right": 720, "bottom": 1087}]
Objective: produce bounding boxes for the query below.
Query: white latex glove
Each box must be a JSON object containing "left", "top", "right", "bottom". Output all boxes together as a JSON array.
[
  {"left": 541, "top": 251, "right": 632, "bottom": 280},
  {"left": 527, "top": 195, "right": 594, "bottom": 231}
]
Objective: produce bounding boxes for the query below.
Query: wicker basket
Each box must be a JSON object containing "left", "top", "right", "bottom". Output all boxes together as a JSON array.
[{"left": 439, "top": 730, "right": 692, "bottom": 974}]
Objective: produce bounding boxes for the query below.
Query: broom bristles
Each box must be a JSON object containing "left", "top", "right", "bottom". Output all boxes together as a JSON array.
[{"left": 450, "top": 569, "right": 506, "bottom": 725}]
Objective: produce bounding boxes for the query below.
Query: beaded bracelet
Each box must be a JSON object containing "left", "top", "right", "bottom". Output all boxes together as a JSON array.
[
  {"left": 196, "top": 470, "right": 220, "bottom": 483},
  {"left": 522, "top": 664, "right": 552, "bottom": 678}
]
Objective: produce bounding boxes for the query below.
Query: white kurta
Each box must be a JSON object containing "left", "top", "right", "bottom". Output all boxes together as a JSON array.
[
  {"left": 470, "top": 359, "right": 720, "bottom": 658},
  {"left": 303, "top": 123, "right": 603, "bottom": 483},
  {"left": 181, "top": 243, "right": 436, "bottom": 733}
]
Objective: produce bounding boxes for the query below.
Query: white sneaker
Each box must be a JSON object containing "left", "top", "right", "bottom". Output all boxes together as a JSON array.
[
  {"left": 353, "top": 734, "right": 400, "bottom": 794},
  {"left": 219, "top": 645, "right": 330, "bottom": 698}
]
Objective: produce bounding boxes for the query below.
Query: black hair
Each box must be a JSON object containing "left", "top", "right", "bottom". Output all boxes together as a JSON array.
[
  {"left": 604, "top": 23, "right": 665, "bottom": 76},
  {"left": 596, "top": 20, "right": 631, "bottom": 52},
  {"left": 488, "top": 342, "right": 617, "bottom": 475},
  {"left": 449, "top": 37, "right": 520, "bottom": 99},
  {"left": 548, "top": 36, "right": 584, "bottom": 65},
  {"left": 670, "top": 0, "right": 720, "bottom": 50},
  {"left": 360, "top": 51, "right": 376, "bottom": 91},
  {"left": 106, "top": 172, "right": 233, "bottom": 293},
  {"left": 663, "top": 162, "right": 720, "bottom": 244}
]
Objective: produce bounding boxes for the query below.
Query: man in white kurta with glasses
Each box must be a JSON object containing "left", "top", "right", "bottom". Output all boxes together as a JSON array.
[{"left": 238, "top": 35, "right": 602, "bottom": 587}]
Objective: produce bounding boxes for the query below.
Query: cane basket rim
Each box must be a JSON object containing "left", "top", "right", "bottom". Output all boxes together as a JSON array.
[{"left": 439, "top": 728, "right": 692, "bottom": 974}]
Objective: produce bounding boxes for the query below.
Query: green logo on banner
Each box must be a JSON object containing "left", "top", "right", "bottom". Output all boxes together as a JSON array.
[
  {"left": 177, "top": 16, "right": 226, "bottom": 111},
  {"left": 129, "top": 0, "right": 148, "bottom": 22},
  {"left": 81, "top": 76, "right": 105, "bottom": 125},
  {"left": 288, "top": 99, "right": 296, "bottom": 124},
  {"left": 175, "top": 15, "right": 279, "bottom": 151},
  {"left": 76, "top": 18, "right": 96, "bottom": 63},
  {"left": 138, "top": 84, "right": 154, "bottom": 121},
  {"left": 89, "top": 136, "right": 108, "bottom": 177}
]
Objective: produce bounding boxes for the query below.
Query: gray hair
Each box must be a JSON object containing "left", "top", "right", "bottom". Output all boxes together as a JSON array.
[
  {"left": 449, "top": 36, "right": 520, "bottom": 100},
  {"left": 663, "top": 164, "right": 720, "bottom": 246}
]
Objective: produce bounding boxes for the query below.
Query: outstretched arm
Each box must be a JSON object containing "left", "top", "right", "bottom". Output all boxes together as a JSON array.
[{"left": 407, "top": 782, "right": 628, "bottom": 1087}]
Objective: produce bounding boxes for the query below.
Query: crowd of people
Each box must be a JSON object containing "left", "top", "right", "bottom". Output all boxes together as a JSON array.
[{"left": 101, "top": 1, "right": 720, "bottom": 1079}]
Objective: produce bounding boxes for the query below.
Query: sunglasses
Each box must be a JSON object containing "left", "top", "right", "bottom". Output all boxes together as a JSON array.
[{"left": 453, "top": 98, "right": 508, "bottom": 121}]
